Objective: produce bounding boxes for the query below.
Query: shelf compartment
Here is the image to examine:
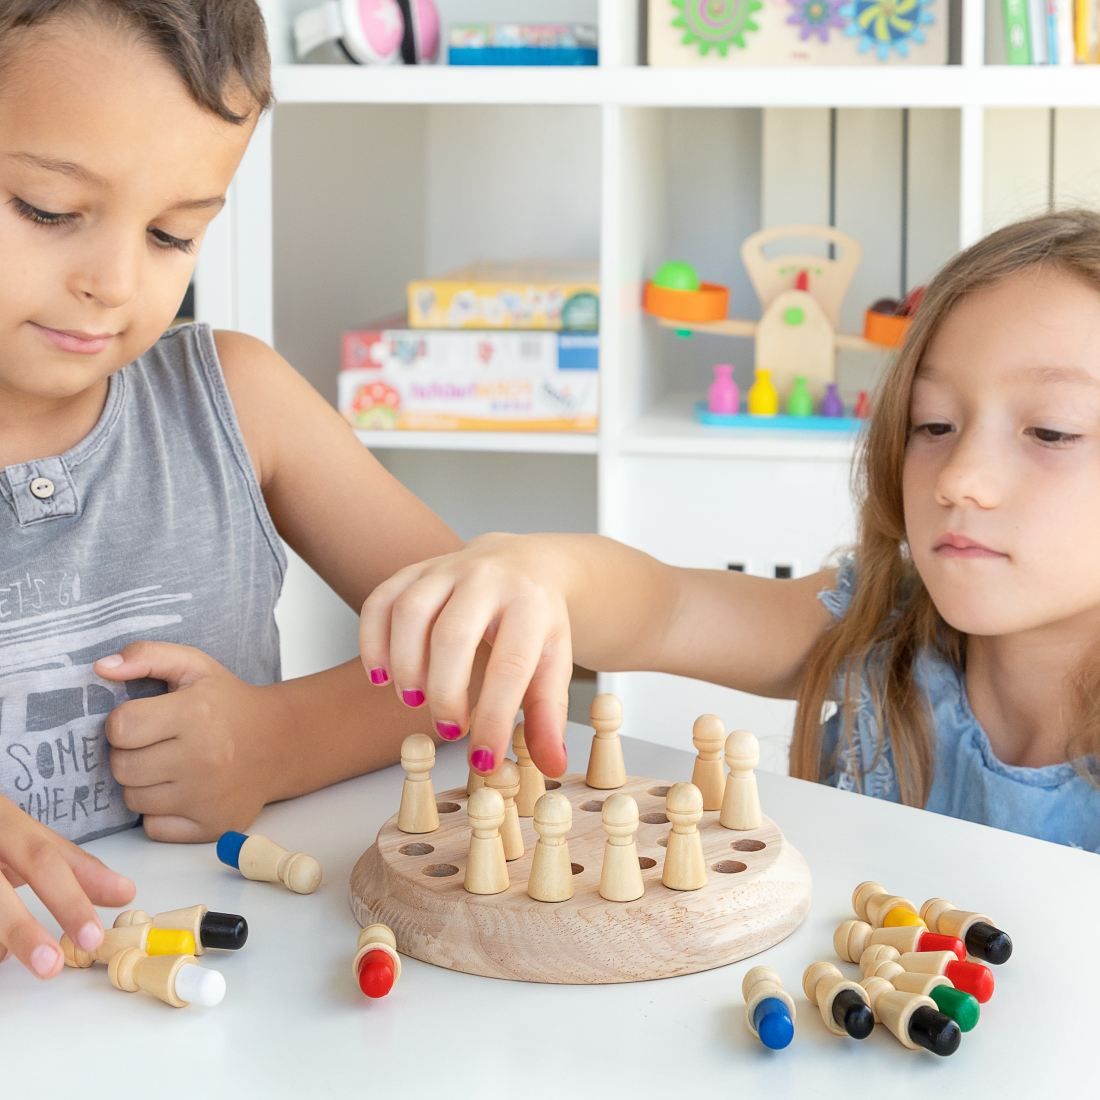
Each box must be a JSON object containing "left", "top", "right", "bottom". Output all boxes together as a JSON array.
[{"left": 356, "top": 430, "right": 598, "bottom": 454}]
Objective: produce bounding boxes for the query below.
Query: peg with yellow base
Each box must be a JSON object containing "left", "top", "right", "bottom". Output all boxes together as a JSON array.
[
  {"left": 852, "top": 880, "right": 923, "bottom": 928},
  {"left": 114, "top": 904, "right": 248, "bottom": 954},
  {"left": 62, "top": 923, "right": 194, "bottom": 968}
]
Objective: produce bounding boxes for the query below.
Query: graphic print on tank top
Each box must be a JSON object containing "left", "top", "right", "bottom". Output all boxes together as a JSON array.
[{"left": 0, "top": 571, "right": 192, "bottom": 842}]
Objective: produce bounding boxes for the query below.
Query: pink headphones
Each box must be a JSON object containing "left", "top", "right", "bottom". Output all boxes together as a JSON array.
[{"left": 294, "top": 0, "right": 440, "bottom": 65}]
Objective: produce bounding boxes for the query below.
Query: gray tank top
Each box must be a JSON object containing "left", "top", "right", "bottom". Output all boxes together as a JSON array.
[{"left": 0, "top": 324, "right": 285, "bottom": 842}]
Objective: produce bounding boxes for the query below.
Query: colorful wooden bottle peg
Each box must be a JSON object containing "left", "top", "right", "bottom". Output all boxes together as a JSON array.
[
  {"left": 108, "top": 948, "right": 226, "bottom": 1008},
  {"left": 62, "top": 923, "right": 194, "bottom": 968},
  {"left": 217, "top": 831, "right": 322, "bottom": 894},
  {"left": 852, "top": 881, "right": 923, "bottom": 928},
  {"left": 398, "top": 733, "right": 439, "bottom": 834},
  {"left": 802, "top": 961, "right": 874, "bottom": 1040},
  {"left": 920, "top": 897, "right": 1012, "bottom": 964},
  {"left": 354, "top": 923, "right": 401, "bottom": 999},
  {"left": 893, "top": 949, "right": 994, "bottom": 1003},
  {"left": 743, "top": 966, "right": 796, "bottom": 1050},
  {"left": 690, "top": 714, "right": 727, "bottom": 811},
  {"left": 586, "top": 693, "right": 627, "bottom": 790},
  {"left": 834, "top": 919, "right": 964, "bottom": 963},
  {"left": 860, "top": 975, "right": 961, "bottom": 1055},
  {"left": 859, "top": 946, "right": 979, "bottom": 1032},
  {"left": 114, "top": 905, "right": 247, "bottom": 953}
]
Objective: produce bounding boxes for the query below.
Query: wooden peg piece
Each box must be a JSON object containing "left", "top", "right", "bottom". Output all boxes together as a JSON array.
[
  {"left": 352, "top": 923, "right": 402, "bottom": 987},
  {"left": 466, "top": 766, "right": 486, "bottom": 796},
  {"left": 835, "top": 918, "right": 930, "bottom": 961},
  {"left": 920, "top": 898, "right": 987, "bottom": 940},
  {"left": 585, "top": 693, "right": 627, "bottom": 790},
  {"left": 662, "top": 782, "right": 707, "bottom": 891},
  {"left": 859, "top": 975, "right": 937, "bottom": 1049},
  {"left": 108, "top": 948, "right": 195, "bottom": 1008},
  {"left": 398, "top": 733, "right": 440, "bottom": 834},
  {"left": 691, "top": 714, "right": 727, "bottom": 810},
  {"left": 486, "top": 759, "right": 524, "bottom": 860},
  {"left": 852, "top": 880, "right": 920, "bottom": 927},
  {"left": 113, "top": 909, "right": 152, "bottom": 928},
  {"left": 598, "top": 792, "right": 644, "bottom": 902},
  {"left": 464, "top": 787, "right": 509, "bottom": 895},
  {"left": 719, "top": 729, "right": 762, "bottom": 830},
  {"left": 858, "top": 942, "right": 901, "bottom": 977},
  {"left": 512, "top": 723, "right": 546, "bottom": 817},
  {"left": 742, "top": 966, "right": 796, "bottom": 1041},
  {"left": 239, "top": 834, "right": 322, "bottom": 894},
  {"left": 528, "top": 791, "right": 574, "bottom": 902},
  {"left": 802, "top": 960, "right": 871, "bottom": 1038},
  {"left": 62, "top": 923, "right": 149, "bottom": 968}
]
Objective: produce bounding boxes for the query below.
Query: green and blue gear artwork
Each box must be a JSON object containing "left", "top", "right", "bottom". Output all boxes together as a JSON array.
[
  {"left": 839, "top": 0, "right": 935, "bottom": 58},
  {"left": 670, "top": 0, "right": 764, "bottom": 55}
]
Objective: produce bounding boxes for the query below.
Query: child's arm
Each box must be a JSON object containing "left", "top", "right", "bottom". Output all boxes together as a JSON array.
[
  {"left": 360, "top": 531, "right": 836, "bottom": 775},
  {"left": 0, "top": 798, "right": 134, "bottom": 978},
  {"left": 96, "top": 332, "right": 480, "bottom": 842}
]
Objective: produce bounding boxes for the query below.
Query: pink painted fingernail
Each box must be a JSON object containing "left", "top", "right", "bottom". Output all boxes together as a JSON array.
[
  {"left": 470, "top": 748, "right": 495, "bottom": 773},
  {"left": 76, "top": 921, "right": 103, "bottom": 952},
  {"left": 96, "top": 654, "right": 124, "bottom": 669},
  {"left": 30, "top": 944, "right": 60, "bottom": 977},
  {"left": 370, "top": 668, "right": 389, "bottom": 685},
  {"left": 437, "top": 722, "right": 462, "bottom": 741},
  {"left": 402, "top": 689, "right": 425, "bottom": 708}
]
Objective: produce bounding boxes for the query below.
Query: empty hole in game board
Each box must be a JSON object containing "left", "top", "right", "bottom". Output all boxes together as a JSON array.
[
  {"left": 399, "top": 843, "right": 434, "bottom": 856},
  {"left": 657, "top": 835, "right": 668, "bottom": 847},
  {"left": 571, "top": 863, "right": 584, "bottom": 875},
  {"left": 422, "top": 863, "right": 459, "bottom": 877},
  {"left": 731, "top": 839, "right": 766, "bottom": 852},
  {"left": 544, "top": 780, "right": 562, "bottom": 790},
  {"left": 647, "top": 786, "right": 671, "bottom": 797},
  {"left": 580, "top": 800, "right": 605, "bottom": 812},
  {"left": 436, "top": 802, "right": 460, "bottom": 813},
  {"left": 640, "top": 812, "right": 669, "bottom": 825},
  {"left": 638, "top": 857, "right": 657, "bottom": 869},
  {"left": 712, "top": 860, "right": 747, "bottom": 874}
]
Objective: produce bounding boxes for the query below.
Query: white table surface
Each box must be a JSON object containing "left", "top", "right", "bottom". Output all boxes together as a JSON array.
[{"left": 6, "top": 723, "right": 1096, "bottom": 1098}]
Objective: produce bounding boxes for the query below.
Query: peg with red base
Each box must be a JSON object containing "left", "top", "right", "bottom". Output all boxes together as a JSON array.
[
  {"left": 834, "top": 918, "right": 964, "bottom": 963},
  {"left": 354, "top": 923, "right": 401, "bottom": 999}
]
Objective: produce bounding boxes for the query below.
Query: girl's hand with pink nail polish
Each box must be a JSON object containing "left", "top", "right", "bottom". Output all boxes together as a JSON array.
[{"left": 0, "top": 794, "right": 135, "bottom": 979}]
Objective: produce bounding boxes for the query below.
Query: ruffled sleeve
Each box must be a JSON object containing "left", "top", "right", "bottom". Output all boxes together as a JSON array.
[{"left": 818, "top": 554, "right": 856, "bottom": 621}]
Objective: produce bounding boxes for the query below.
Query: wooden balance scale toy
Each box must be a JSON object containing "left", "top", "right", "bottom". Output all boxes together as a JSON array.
[{"left": 350, "top": 697, "right": 812, "bottom": 985}]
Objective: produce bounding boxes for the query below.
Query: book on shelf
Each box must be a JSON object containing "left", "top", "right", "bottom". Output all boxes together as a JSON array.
[{"left": 1006, "top": 0, "right": 1097, "bottom": 62}]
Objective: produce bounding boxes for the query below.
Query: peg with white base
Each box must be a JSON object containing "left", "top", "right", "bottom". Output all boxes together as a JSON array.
[
  {"left": 802, "top": 961, "right": 874, "bottom": 1040},
  {"left": 486, "top": 759, "right": 524, "bottom": 861},
  {"left": 464, "top": 786, "right": 509, "bottom": 895},
  {"left": 217, "top": 831, "right": 322, "bottom": 894},
  {"left": 512, "top": 723, "right": 546, "bottom": 817},
  {"left": 108, "top": 949, "right": 225, "bottom": 1009},
  {"left": 860, "top": 975, "right": 962, "bottom": 1055},
  {"left": 528, "top": 791, "right": 574, "bottom": 902},
  {"left": 743, "top": 966, "right": 796, "bottom": 1049},
  {"left": 354, "top": 923, "right": 401, "bottom": 998},
  {"left": 113, "top": 905, "right": 247, "bottom": 953},
  {"left": 398, "top": 733, "right": 439, "bottom": 834},
  {"left": 585, "top": 693, "right": 627, "bottom": 790},
  {"left": 598, "top": 792, "right": 644, "bottom": 902},
  {"left": 719, "top": 729, "right": 762, "bottom": 830},
  {"left": 690, "top": 714, "right": 727, "bottom": 811},
  {"left": 662, "top": 782, "right": 707, "bottom": 890}
]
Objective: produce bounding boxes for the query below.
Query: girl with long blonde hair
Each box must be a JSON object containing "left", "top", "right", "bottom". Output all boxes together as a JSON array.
[{"left": 361, "top": 208, "right": 1100, "bottom": 851}]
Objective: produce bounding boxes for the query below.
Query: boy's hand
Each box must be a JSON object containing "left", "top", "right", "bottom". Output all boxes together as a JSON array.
[
  {"left": 0, "top": 797, "right": 135, "bottom": 979},
  {"left": 96, "top": 643, "right": 279, "bottom": 843},
  {"left": 359, "top": 533, "right": 573, "bottom": 781}
]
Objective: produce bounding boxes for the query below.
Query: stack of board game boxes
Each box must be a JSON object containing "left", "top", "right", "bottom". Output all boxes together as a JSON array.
[{"left": 338, "top": 261, "right": 599, "bottom": 434}]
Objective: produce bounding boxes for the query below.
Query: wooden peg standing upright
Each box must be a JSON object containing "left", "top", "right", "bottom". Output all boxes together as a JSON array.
[
  {"left": 463, "top": 787, "right": 509, "bottom": 895},
  {"left": 398, "top": 734, "right": 439, "bottom": 834},
  {"left": 486, "top": 759, "right": 524, "bottom": 861},
  {"left": 690, "top": 714, "right": 727, "bottom": 811},
  {"left": 512, "top": 723, "right": 546, "bottom": 817},
  {"left": 719, "top": 729, "right": 762, "bottom": 830},
  {"left": 598, "top": 792, "right": 644, "bottom": 902},
  {"left": 585, "top": 693, "right": 626, "bottom": 790},
  {"left": 662, "top": 782, "right": 707, "bottom": 891},
  {"left": 852, "top": 881, "right": 921, "bottom": 928},
  {"left": 466, "top": 767, "right": 486, "bottom": 796},
  {"left": 527, "top": 791, "right": 575, "bottom": 902},
  {"left": 238, "top": 834, "right": 322, "bottom": 894}
]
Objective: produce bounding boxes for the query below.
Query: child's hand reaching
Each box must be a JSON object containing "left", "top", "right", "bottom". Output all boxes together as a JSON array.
[
  {"left": 359, "top": 533, "right": 575, "bottom": 779},
  {"left": 0, "top": 798, "right": 134, "bottom": 978}
]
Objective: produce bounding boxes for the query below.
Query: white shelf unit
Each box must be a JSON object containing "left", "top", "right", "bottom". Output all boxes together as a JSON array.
[{"left": 197, "top": 0, "right": 1100, "bottom": 769}]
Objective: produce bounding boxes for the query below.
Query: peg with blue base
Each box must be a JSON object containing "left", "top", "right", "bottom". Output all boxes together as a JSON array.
[
  {"left": 217, "top": 831, "right": 322, "bottom": 894},
  {"left": 743, "top": 966, "right": 795, "bottom": 1049}
]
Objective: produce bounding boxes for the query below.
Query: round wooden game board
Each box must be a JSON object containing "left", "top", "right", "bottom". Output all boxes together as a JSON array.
[{"left": 350, "top": 772, "right": 811, "bottom": 984}]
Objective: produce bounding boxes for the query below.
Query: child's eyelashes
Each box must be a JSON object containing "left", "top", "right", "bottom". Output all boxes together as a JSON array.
[
  {"left": 1025, "top": 426, "right": 1081, "bottom": 446},
  {"left": 912, "top": 421, "right": 954, "bottom": 439},
  {"left": 10, "top": 196, "right": 195, "bottom": 254}
]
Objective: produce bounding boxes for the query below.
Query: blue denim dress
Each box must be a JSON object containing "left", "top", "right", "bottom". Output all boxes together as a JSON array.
[{"left": 819, "top": 559, "right": 1100, "bottom": 853}]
